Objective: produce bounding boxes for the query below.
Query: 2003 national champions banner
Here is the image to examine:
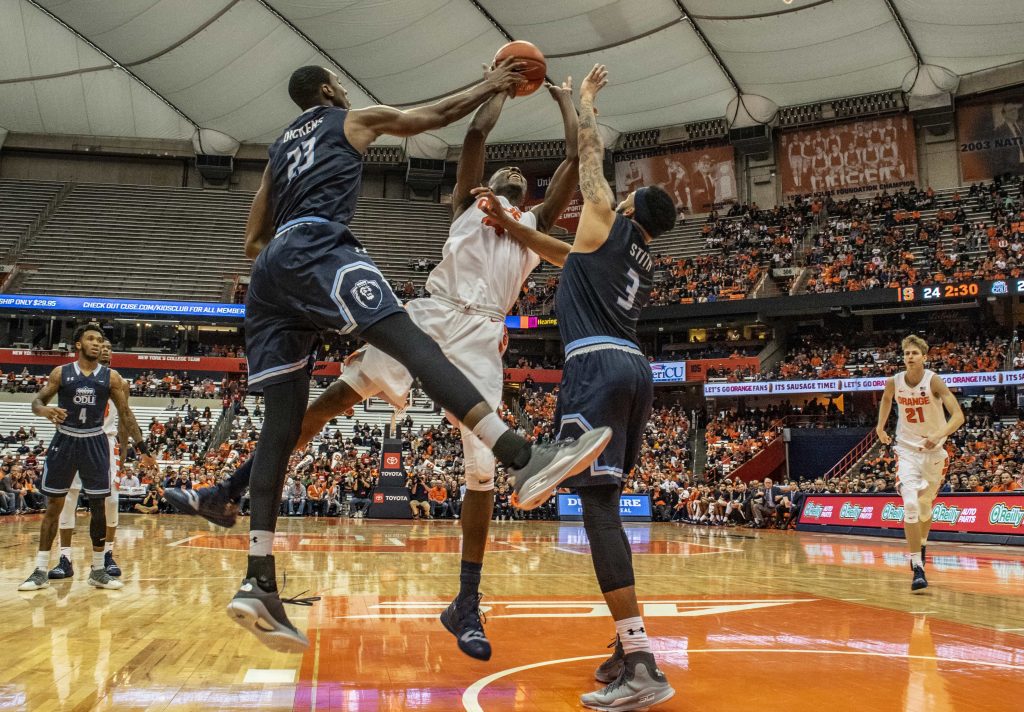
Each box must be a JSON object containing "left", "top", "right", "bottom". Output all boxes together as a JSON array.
[
  {"left": 957, "top": 88, "right": 1024, "bottom": 181},
  {"left": 613, "top": 144, "right": 737, "bottom": 214},
  {"left": 779, "top": 116, "right": 917, "bottom": 198}
]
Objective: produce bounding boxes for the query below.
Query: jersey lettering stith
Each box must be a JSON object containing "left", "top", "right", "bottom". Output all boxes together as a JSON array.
[
  {"left": 58, "top": 363, "right": 111, "bottom": 430},
  {"left": 269, "top": 106, "right": 362, "bottom": 228},
  {"left": 555, "top": 213, "right": 652, "bottom": 345}
]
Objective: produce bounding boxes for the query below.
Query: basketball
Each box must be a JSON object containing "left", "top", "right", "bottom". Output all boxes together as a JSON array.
[{"left": 494, "top": 40, "right": 546, "bottom": 96}]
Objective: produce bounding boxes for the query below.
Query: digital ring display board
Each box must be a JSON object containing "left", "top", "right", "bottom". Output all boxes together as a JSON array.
[
  {"left": 557, "top": 493, "right": 652, "bottom": 522},
  {"left": 896, "top": 279, "right": 1024, "bottom": 303},
  {"left": 796, "top": 493, "right": 1024, "bottom": 545}
]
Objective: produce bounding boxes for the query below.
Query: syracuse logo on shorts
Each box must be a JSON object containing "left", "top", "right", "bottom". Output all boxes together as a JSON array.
[{"left": 351, "top": 279, "right": 383, "bottom": 310}]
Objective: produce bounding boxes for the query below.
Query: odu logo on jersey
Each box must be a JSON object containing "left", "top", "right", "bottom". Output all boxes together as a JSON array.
[
  {"left": 351, "top": 279, "right": 383, "bottom": 310},
  {"left": 73, "top": 387, "right": 97, "bottom": 406}
]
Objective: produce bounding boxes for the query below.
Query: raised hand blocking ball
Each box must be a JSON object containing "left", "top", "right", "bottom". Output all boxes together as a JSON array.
[{"left": 493, "top": 41, "right": 546, "bottom": 96}]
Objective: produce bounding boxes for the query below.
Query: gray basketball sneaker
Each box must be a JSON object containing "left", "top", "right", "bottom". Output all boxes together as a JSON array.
[
  {"left": 595, "top": 636, "right": 625, "bottom": 684},
  {"left": 227, "top": 577, "right": 319, "bottom": 653},
  {"left": 18, "top": 568, "right": 49, "bottom": 591},
  {"left": 581, "top": 651, "right": 675, "bottom": 711},
  {"left": 87, "top": 568, "right": 124, "bottom": 590},
  {"left": 509, "top": 427, "right": 612, "bottom": 510}
]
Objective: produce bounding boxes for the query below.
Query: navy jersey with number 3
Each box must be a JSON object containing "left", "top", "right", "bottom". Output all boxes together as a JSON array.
[
  {"left": 268, "top": 106, "right": 363, "bottom": 228},
  {"left": 555, "top": 213, "right": 653, "bottom": 346},
  {"left": 57, "top": 362, "right": 111, "bottom": 431}
]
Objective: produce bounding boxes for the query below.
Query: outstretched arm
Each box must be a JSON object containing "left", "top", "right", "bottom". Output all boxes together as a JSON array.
[
  {"left": 574, "top": 65, "right": 615, "bottom": 253},
  {"left": 344, "top": 59, "right": 525, "bottom": 153},
  {"left": 452, "top": 93, "right": 508, "bottom": 218},
  {"left": 244, "top": 164, "right": 274, "bottom": 259},
  {"left": 531, "top": 78, "right": 579, "bottom": 232},
  {"left": 473, "top": 188, "right": 569, "bottom": 267}
]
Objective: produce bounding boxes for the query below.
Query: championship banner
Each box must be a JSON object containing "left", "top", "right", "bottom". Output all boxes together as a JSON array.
[
  {"left": 523, "top": 171, "right": 582, "bottom": 233},
  {"left": 614, "top": 145, "right": 737, "bottom": 214},
  {"left": 797, "top": 494, "right": 1024, "bottom": 543},
  {"left": 779, "top": 116, "right": 917, "bottom": 198},
  {"left": 956, "top": 88, "right": 1024, "bottom": 180},
  {"left": 704, "top": 370, "right": 1024, "bottom": 396}
]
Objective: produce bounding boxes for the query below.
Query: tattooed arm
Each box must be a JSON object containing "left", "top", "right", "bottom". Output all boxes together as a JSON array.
[
  {"left": 110, "top": 370, "right": 156, "bottom": 470},
  {"left": 574, "top": 64, "right": 615, "bottom": 254}
]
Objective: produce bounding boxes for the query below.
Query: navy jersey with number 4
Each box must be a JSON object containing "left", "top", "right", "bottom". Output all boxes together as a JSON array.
[
  {"left": 555, "top": 212, "right": 654, "bottom": 347},
  {"left": 58, "top": 362, "right": 111, "bottom": 432},
  {"left": 268, "top": 105, "right": 363, "bottom": 228}
]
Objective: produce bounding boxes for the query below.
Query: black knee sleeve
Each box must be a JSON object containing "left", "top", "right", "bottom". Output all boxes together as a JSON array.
[
  {"left": 88, "top": 496, "right": 107, "bottom": 548},
  {"left": 361, "top": 313, "right": 485, "bottom": 422},
  {"left": 249, "top": 379, "right": 309, "bottom": 532},
  {"left": 580, "top": 485, "right": 635, "bottom": 593}
]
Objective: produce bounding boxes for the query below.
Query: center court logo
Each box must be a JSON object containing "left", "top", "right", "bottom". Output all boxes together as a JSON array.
[{"left": 351, "top": 279, "right": 383, "bottom": 310}]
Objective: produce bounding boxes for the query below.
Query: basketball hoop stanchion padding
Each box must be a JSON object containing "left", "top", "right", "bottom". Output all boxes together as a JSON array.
[{"left": 367, "top": 433, "right": 412, "bottom": 519}]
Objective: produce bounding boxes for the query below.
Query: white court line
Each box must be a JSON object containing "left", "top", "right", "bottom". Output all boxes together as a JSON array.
[
  {"left": 551, "top": 546, "right": 587, "bottom": 555},
  {"left": 166, "top": 534, "right": 205, "bottom": 547},
  {"left": 243, "top": 669, "right": 295, "bottom": 684},
  {"left": 461, "top": 648, "right": 1024, "bottom": 712}
]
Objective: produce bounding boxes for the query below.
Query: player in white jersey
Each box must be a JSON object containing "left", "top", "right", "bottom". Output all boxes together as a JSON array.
[
  {"left": 875, "top": 335, "right": 964, "bottom": 591},
  {"left": 48, "top": 339, "right": 125, "bottom": 580},
  {"left": 168, "top": 79, "right": 582, "bottom": 657}
]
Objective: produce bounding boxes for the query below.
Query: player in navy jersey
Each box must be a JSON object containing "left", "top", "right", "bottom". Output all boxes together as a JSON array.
[
  {"left": 473, "top": 65, "right": 677, "bottom": 712},
  {"left": 18, "top": 324, "right": 154, "bottom": 593},
  {"left": 200, "top": 63, "right": 611, "bottom": 653}
]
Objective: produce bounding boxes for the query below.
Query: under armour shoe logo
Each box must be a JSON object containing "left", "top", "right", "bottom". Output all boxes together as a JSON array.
[
  {"left": 251, "top": 536, "right": 259, "bottom": 544},
  {"left": 626, "top": 627, "right": 645, "bottom": 635}
]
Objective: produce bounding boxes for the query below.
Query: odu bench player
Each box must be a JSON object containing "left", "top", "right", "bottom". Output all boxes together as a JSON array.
[
  {"left": 19, "top": 324, "right": 154, "bottom": 592},
  {"left": 876, "top": 335, "right": 964, "bottom": 591},
  {"left": 476, "top": 64, "right": 677, "bottom": 712},
  {"left": 205, "top": 63, "right": 610, "bottom": 653}
]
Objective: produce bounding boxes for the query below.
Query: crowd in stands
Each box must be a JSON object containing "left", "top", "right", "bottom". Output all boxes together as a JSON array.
[{"left": 708, "top": 324, "right": 1009, "bottom": 383}]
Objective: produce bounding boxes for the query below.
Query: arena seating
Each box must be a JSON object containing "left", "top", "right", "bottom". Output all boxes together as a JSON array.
[
  {"left": 0, "top": 179, "right": 66, "bottom": 258},
  {"left": 12, "top": 182, "right": 453, "bottom": 301}
]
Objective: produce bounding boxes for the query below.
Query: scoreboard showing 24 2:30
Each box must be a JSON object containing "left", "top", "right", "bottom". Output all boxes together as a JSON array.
[{"left": 896, "top": 279, "right": 1024, "bottom": 303}]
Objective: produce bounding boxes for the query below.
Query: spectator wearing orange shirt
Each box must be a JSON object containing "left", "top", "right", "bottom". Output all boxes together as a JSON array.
[{"left": 428, "top": 480, "right": 452, "bottom": 519}]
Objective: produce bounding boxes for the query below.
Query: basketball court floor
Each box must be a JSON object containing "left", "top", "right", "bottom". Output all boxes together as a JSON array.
[{"left": 2, "top": 513, "right": 1022, "bottom": 711}]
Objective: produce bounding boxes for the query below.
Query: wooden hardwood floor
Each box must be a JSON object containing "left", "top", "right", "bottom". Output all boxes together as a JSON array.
[{"left": 2, "top": 513, "right": 1022, "bottom": 711}]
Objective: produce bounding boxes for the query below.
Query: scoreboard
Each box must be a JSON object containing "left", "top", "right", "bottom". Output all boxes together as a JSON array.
[{"left": 896, "top": 279, "right": 1024, "bottom": 303}]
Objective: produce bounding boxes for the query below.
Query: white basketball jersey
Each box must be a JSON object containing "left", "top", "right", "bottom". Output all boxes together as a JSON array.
[
  {"left": 426, "top": 195, "right": 541, "bottom": 315},
  {"left": 894, "top": 369, "right": 947, "bottom": 450},
  {"left": 103, "top": 401, "right": 118, "bottom": 438}
]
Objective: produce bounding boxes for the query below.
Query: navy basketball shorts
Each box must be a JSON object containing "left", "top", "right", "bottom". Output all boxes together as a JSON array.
[
  {"left": 245, "top": 218, "right": 404, "bottom": 392},
  {"left": 41, "top": 430, "right": 112, "bottom": 497},
  {"left": 555, "top": 347, "right": 654, "bottom": 489}
]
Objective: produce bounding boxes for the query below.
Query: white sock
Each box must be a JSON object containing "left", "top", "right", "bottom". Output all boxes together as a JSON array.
[
  {"left": 59, "top": 546, "right": 72, "bottom": 560},
  {"left": 910, "top": 552, "right": 923, "bottom": 567},
  {"left": 615, "top": 616, "right": 652, "bottom": 655},
  {"left": 470, "top": 412, "right": 508, "bottom": 450},
  {"left": 35, "top": 551, "right": 50, "bottom": 571},
  {"left": 104, "top": 541, "right": 114, "bottom": 554},
  {"left": 92, "top": 551, "right": 105, "bottom": 571},
  {"left": 250, "top": 530, "right": 273, "bottom": 557}
]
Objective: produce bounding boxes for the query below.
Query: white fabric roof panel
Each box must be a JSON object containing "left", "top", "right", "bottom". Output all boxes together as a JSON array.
[
  {"left": 1, "top": 0, "right": 1022, "bottom": 147},
  {"left": 894, "top": 0, "right": 1024, "bottom": 77}
]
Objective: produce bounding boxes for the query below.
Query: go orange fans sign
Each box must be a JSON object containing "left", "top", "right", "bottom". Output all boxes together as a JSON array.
[{"left": 778, "top": 116, "right": 918, "bottom": 198}]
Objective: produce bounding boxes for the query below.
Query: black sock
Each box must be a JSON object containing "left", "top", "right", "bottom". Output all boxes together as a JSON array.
[
  {"left": 459, "top": 560, "right": 483, "bottom": 600},
  {"left": 494, "top": 431, "right": 531, "bottom": 470},
  {"left": 246, "top": 554, "right": 277, "bottom": 592}
]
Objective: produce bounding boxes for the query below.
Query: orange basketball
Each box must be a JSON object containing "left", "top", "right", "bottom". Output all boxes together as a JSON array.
[{"left": 494, "top": 40, "right": 546, "bottom": 97}]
